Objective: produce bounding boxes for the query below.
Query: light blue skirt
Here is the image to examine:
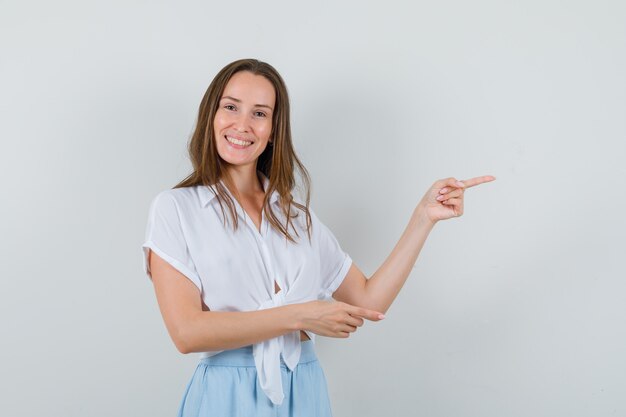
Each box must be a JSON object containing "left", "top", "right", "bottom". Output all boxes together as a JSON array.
[{"left": 177, "top": 340, "right": 333, "bottom": 416}]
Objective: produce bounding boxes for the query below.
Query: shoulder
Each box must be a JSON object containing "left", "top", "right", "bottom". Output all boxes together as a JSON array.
[
  {"left": 305, "top": 203, "right": 323, "bottom": 224},
  {"left": 150, "top": 186, "right": 201, "bottom": 207},
  {"left": 147, "top": 186, "right": 204, "bottom": 220},
  {"left": 302, "top": 204, "right": 328, "bottom": 238},
  {"left": 306, "top": 205, "right": 345, "bottom": 243},
  {"left": 157, "top": 186, "right": 199, "bottom": 200}
]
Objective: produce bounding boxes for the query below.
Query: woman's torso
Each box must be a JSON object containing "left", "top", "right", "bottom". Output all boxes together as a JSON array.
[
  {"left": 148, "top": 172, "right": 352, "bottom": 348},
  {"left": 236, "top": 186, "right": 310, "bottom": 341}
]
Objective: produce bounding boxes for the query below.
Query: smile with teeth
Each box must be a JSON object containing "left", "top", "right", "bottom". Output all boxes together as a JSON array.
[{"left": 225, "top": 136, "right": 253, "bottom": 147}]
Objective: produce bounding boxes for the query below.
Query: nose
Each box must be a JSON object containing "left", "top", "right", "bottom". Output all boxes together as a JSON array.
[{"left": 233, "top": 111, "right": 250, "bottom": 133}]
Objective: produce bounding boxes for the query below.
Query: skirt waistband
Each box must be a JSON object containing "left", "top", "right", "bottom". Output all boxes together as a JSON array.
[{"left": 199, "top": 340, "right": 317, "bottom": 367}]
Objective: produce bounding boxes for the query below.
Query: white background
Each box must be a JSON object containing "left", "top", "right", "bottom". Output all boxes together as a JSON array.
[{"left": 1, "top": 1, "right": 625, "bottom": 416}]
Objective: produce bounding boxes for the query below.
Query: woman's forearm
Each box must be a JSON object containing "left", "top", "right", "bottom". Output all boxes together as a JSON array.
[
  {"left": 180, "top": 304, "right": 300, "bottom": 353},
  {"left": 364, "top": 203, "right": 436, "bottom": 314}
]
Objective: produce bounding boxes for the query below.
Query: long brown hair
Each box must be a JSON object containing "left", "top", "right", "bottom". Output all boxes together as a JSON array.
[{"left": 173, "top": 58, "right": 312, "bottom": 243}]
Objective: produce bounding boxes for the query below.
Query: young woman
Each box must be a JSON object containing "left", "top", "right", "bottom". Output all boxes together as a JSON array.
[{"left": 141, "top": 58, "right": 495, "bottom": 416}]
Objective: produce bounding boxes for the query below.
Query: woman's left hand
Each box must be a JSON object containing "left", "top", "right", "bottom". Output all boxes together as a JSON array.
[{"left": 417, "top": 175, "right": 496, "bottom": 223}]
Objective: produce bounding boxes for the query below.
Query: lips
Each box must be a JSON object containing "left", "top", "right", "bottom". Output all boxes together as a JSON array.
[{"left": 225, "top": 135, "right": 253, "bottom": 147}]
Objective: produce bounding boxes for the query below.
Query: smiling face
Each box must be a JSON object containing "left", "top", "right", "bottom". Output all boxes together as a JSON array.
[{"left": 213, "top": 71, "right": 276, "bottom": 171}]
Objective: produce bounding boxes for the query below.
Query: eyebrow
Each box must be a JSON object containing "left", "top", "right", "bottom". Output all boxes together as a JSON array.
[{"left": 220, "top": 96, "right": 273, "bottom": 111}]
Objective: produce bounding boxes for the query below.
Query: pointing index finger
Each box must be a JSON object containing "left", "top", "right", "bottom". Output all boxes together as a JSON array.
[
  {"left": 459, "top": 175, "right": 496, "bottom": 189},
  {"left": 348, "top": 305, "right": 386, "bottom": 321}
]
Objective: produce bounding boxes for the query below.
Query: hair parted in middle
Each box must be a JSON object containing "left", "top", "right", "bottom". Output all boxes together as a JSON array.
[{"left": 174, "top": 58, "right": 312, "bottom": 243}]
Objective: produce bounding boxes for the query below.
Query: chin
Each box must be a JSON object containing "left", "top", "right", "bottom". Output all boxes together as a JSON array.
[{"left": 217, "top": 154, "right": 257, "bottom": 168}]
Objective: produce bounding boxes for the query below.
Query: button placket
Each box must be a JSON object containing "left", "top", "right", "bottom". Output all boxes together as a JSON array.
[
  {"left": 260, "top": 240, "right": 285, "bottom": 300},
  {"left": 219, "top": 180, "right": 301, "bottom": 405},
  {"left": 234, "top": 200, "right": 284, "bottom": 299}
]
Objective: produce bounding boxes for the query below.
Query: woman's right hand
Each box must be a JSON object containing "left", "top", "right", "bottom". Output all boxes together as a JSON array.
[{"left": 296, "top": 300, "right": 385, "bottom": 338}]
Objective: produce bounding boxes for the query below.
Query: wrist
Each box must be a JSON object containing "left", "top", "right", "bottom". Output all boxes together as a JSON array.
[
  {"left": 413, "top": 203, "right": 437, "bottom": 228},
  {"left": 286, "top": 303, "right": 304, "bottom": 332}
]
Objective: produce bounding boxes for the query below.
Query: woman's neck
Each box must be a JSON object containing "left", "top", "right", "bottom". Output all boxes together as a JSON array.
[{"left": 222, "top": 166, "right": 265, "bottom": 198}]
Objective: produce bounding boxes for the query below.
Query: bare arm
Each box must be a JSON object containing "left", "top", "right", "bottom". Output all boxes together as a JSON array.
[
  {"left": 148, "top": 250, "right": 383, "bottom": 354},
  {"left": 333, "top": 175, "right": 496, "bottom": 314},
  {"left": 332, "top": 204, "right": 435, "bottom": 314}
]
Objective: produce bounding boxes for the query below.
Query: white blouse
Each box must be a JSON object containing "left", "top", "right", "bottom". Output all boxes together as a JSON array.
[{"left": 141, "top": 171, "right": 352, "bottom": 405}]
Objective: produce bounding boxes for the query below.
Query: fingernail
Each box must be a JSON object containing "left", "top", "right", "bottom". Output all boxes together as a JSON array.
[{"left": 378, "top": 314, "right": 385, "bottom": 319}]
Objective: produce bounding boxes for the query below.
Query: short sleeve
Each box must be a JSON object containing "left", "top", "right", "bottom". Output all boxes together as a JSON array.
[
  {"left": 312, "top": 210, "right": 353, "bottom": 299},
  {"left": 141, "top": 191, "right": 203, "bottom": 292}
]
